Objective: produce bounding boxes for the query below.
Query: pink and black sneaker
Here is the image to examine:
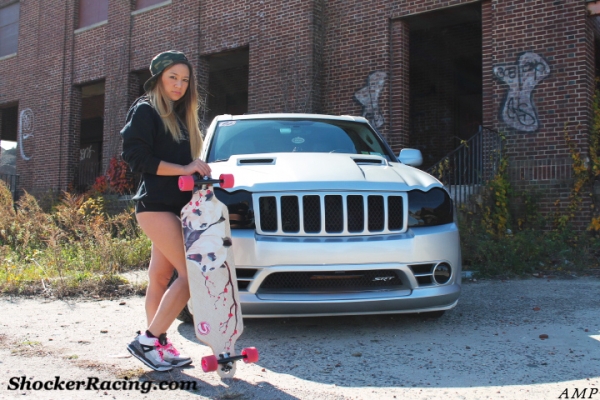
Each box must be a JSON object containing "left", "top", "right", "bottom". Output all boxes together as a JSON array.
[
  {"left": 127, "top": 332, "right": 173, "bottom": 372},
  {"left": 157, "top": 333, "right": 192, "bottom": 367}
]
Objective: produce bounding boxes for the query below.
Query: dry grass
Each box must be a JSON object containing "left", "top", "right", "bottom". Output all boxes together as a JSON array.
[
  {"left": 0, "top": 182, "right": 150, "bottom": 297},
  {"left": 10, "top": 339, "right": 55, "bottom": 358}
]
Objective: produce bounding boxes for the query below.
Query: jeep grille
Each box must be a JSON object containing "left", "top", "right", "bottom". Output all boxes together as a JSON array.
[{"left": 255, "top": 192, "right": 406, "bottom": 236}]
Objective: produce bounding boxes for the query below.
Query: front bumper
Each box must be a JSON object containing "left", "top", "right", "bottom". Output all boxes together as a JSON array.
[
  {"left": 239, "top": 283, "right": 461, "bottom": 317},
  {"left": 216, "top": 223, "right": 461, "bottom": 317}
]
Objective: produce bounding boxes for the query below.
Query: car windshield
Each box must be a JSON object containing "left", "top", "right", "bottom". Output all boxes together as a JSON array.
[{"left": 206, "top": 118, "right": 395, "bottom": 162}]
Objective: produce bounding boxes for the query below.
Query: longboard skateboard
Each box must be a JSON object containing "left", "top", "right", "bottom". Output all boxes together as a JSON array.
[{"left": 179, "top": 173, "right": 259, "bottom": 378}]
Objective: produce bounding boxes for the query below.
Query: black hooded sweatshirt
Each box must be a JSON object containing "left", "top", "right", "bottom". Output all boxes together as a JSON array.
[{"left": 120, "top": 97, "right": 193, "bottom": 207}]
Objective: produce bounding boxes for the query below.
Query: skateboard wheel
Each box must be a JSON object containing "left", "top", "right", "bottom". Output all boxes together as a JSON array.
[
  {"left": 178, "top": 175, "right": 195, "bottom": 191},
  {"left": 219, "top": 174, "right": 234, "bottom": 189},
  {"left": 201, "top": 355, "right": 219, "bottom": 372},
  {"left": 241, "top": 347, "right": 259, "bottom": 363}
]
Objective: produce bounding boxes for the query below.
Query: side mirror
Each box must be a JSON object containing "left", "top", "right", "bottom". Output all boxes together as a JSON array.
[{"left": 398, "top": 148, "right": 423, "bottom": 167}]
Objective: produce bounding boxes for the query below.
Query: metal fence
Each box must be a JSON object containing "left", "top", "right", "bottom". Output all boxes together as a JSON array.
[
  {"left": 507, "top": 157, "right": 573, "bottom": 183},
  {"left": 74, "top": 162, "right": 101, "bottom": 193},
  {"left": 426, "top": 126, "right": 503, "bottom": 209},
  {"left": 0, "top": 173, "right": 19, "bottom": 201}
]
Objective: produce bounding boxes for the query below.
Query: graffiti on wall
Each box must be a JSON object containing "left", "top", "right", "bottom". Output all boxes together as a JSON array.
[
  {"left": 493, "top": 52, "right": 550, "bottom": 132},
  {"left": 18, "top": 108, "right": 34, "bottom": 161},
  {"left": 80, "top": 145, "right": 95, "bottom": 161},
  {"left": 354, "top": 71, "right": 387, "bottom": 129}
]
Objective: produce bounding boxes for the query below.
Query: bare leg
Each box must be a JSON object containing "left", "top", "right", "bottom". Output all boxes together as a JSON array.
[
  {"left": 136, "top": 211, "right": 190, "bottom": 336},
  {"left": 145, "top": 244, "right": 175, "bottom": 326}
]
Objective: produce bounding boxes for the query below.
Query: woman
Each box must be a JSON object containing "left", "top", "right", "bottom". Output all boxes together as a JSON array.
[{"left": 121, "top": 50, "right": 211, "bottom": 371}]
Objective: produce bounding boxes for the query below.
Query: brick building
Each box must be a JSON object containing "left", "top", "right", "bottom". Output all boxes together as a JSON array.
[{"left": 0, "top": 0, "right": 599, "bottom": 223}]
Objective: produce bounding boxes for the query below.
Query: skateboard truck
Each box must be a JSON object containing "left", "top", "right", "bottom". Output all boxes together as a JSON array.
[
  {"left": 178, "top": 173, "right": 234, "bottom": 191},
  {"left": 219, "top": 353, "right": 235, "bottom": 373}
]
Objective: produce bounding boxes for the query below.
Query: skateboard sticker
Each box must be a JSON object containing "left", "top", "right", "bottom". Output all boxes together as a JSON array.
[{"left": 197, "top": 322, "right": 211, "bottom": 335}]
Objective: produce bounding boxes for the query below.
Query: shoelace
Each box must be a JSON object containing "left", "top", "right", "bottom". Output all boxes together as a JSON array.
[
  {"left": 153, "top": 338, "right": 180, "bottom": 359},
  {"left": 139, "top": 340, "right": 167, "bottom": 362},
  {"left": 137, "top": 331, "right": 168, "bottom": 361},
  {"left": 162, "top": 341, "right": 181, "bottom": 357},
  {"left": 157, "top": 333, "right": 181, "bottom": 357},
  {"left": 155, "top": 341, "right": 169, "bottom": 359}
]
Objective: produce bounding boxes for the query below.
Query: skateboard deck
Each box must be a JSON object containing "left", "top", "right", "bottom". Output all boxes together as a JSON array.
[{"left": 179, "top": 174, "right": 258, "bottom": 378}]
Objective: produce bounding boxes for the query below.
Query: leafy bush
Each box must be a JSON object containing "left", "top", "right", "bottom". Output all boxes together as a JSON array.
[{"left": 459, "top": 192, "right": 600, "bottom": 279}]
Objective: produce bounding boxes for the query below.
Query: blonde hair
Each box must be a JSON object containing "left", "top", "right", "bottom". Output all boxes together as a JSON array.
[{"left": 147, "top": 62, "right": 203, "bottom": 159}]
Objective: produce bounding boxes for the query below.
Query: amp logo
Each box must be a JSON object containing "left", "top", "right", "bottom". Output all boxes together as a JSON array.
[{"left": 559, "top": 388, "right": 599, "bottom": 399}]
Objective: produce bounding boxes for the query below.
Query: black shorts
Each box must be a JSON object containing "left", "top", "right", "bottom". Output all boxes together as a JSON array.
[{"left": 135, "top": 201, "right": 184, "bottom": 216}]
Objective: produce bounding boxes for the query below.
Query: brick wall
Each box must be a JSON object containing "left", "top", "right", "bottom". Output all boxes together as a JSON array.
[
  {"left": 323, "top": 0, "right": 391, "bottom": 136},
  {"left": 389, "top": 20, "right": 410, "bottom": 154},
  {"left": 0, "top": 0, "right": 597, "bottom": 225},
  {"left": 248, "top": 0, "right": 318, "bottom": 113},
  {"left": 4, "top": 0, "right": 78, "bottom": 196},
  {"left": 485, "top": 0, "right": 593, "bottom": 224}
]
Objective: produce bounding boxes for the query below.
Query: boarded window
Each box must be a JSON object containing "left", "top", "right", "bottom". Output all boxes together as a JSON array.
[
  {"left": 0, "top": 3, "right": 19, "bottom": 57},
  {"left": 78, "top": 0, "right": 108, "bottom": 29},
  {"left": 136, "top": 0, "right": 167, "bottom": 10}
]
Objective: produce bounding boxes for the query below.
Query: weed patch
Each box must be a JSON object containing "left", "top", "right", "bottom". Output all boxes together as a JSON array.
[
  {"left": 0, "top": 183, "right": 150, "bottom": 297},
  {"left": 460, "top": 215, "right": 600, "bottom": 278},
  {"left": 459, "top": 146, "right": 600, "bottom": 279}
]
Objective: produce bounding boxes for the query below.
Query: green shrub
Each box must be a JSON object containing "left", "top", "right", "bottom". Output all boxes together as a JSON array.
[{"left": 460, "top": 199, "right": 600, "bottom": 278}]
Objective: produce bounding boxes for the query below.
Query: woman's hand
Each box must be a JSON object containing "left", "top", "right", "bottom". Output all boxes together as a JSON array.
[
  {"left": 182, "top": 159, "right": 212, "bottom": 177},
  {"left": 156, "top": 159, "right": 212, "bottom": 177}
]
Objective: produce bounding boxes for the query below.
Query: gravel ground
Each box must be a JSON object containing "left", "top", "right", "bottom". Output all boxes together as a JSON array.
[{"left": 1, "top": 276, "right": 599, "bottom": 399}]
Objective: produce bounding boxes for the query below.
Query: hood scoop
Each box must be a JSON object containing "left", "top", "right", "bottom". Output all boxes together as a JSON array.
[
  {"left": 351, "top": 156, "right": 388, "bottom": 166},
  {"left": 237, "top": 157, "right": 276, "bottom": 165}
]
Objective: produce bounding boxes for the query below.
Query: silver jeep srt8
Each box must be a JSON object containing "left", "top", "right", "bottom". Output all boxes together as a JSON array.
[{"left": 184, "top": 113, "right": 461, "bottom": 318}]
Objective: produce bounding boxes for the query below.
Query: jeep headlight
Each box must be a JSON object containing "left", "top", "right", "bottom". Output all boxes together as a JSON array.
[
  {"left": 214, "top": 188, "right": 255, "bottom": 229},
  {"left": 407, "top": 188, "right": 453, "bottom": 227}
]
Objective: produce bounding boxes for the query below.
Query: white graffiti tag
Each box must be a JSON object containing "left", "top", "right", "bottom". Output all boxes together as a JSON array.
[
  {"left": 18, "top": 108, "right": 34, "bottom": 161},
  {"left": 354, "top": 71, "right": 387, "bottom": 129},
  {"left": 80, "top": 145, "right": 95, "bottom": 161},
  {"left": 493, "top": 52, "right": 550, "bottom": 132}
]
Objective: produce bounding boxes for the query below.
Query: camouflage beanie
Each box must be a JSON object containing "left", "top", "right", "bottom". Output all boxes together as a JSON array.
[{"left": 143, "top": 50, "right": 189, "bottom": 92}]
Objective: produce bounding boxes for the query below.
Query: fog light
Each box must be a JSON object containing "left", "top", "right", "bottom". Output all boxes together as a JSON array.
[{"left": 433, "top": 263, "right": 451, "bottom": 284}]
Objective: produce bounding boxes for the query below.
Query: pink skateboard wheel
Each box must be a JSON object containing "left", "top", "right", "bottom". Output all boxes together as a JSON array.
[
  {"left": 201, "top": 355, "right": 219, "bottom": 372},
  {"left": 219, "top": 174, "right": 234, "bottom": 189},
  {"left": 241, "top": 347, "right": 259, "bottom": 363},
  {"left": 178, "top": 175, "right": 195, "bottom": 191}
]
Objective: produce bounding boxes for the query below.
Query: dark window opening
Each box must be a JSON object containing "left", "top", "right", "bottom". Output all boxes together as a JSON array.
[
  {"left": 205, "top": 48, "right": 249, "bottom": 124},
  {"left": 78, "top": 0, "right": 108, "bottom": 29},
  {"left": 0, "top": 2, "right": 19, "bottom": 57},
  {"left": 77, "top": 82, "right": 105, "bottom": 191},
  {"left": 595, "top": 39, "right": 600, "bottom": 90},
  {"left": 136, "top": 69, "right": 151, "bottom": 97},
  {"left": 406, "top": 3, "right": 482, "bottom": 170},
  {"left": 0, "top": 105, "right": 18, "bottom": 177}
]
